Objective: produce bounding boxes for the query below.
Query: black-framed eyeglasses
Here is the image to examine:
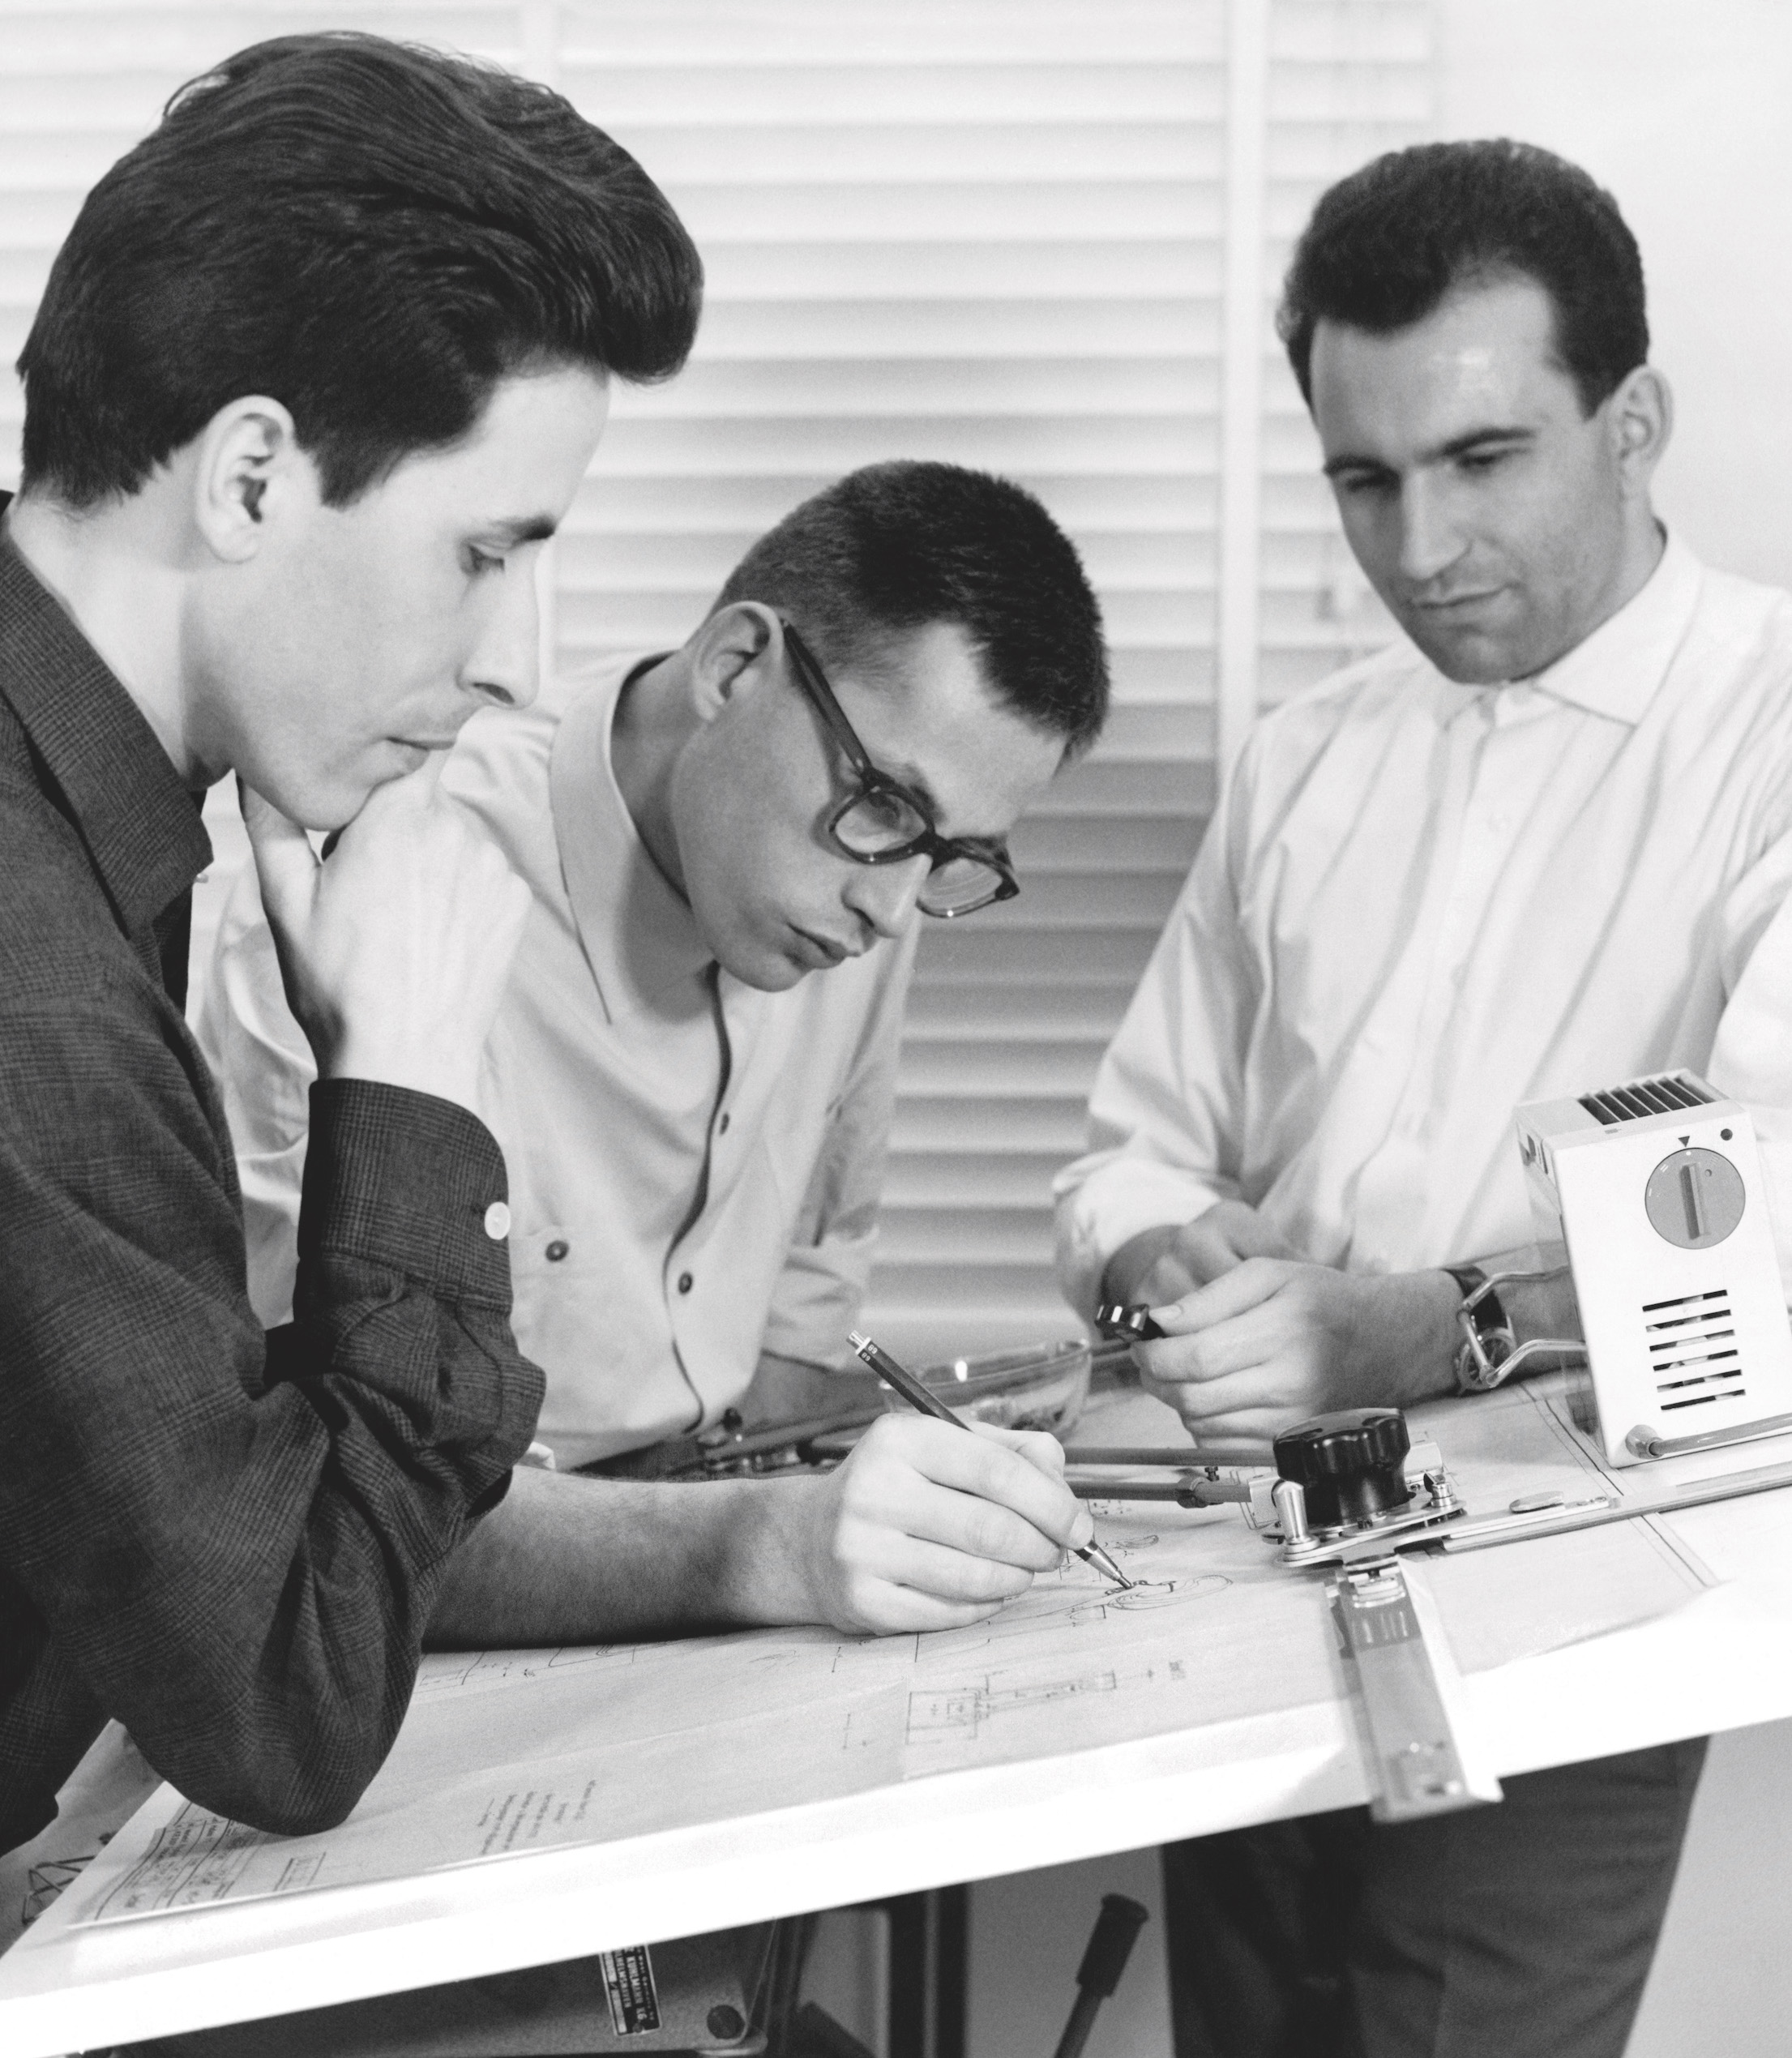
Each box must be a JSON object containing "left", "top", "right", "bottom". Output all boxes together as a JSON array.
[{"left": 779, "top": 618, "right": 1021, "bottom": 920}]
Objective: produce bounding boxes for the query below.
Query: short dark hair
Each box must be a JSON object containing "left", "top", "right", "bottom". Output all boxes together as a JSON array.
[
  {"left": 1278, "top": 139, "right": 1648, "bottom": 416},
  {"left": 712, "top": 462, "right": 1110, "bottom": 756},
  {"left": 19, "top": 32, "right": 703, "bottom": 507}
]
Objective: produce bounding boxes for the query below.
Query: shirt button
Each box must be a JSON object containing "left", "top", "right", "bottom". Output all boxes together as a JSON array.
[
  {"left": 678, "top": 1272, "right": 694, "bottom": 1294},
  {"left": 484, "top": 1202, "right": 511, "bottom": 1241},
  {"left": 545, "top": 1239, "right": 569, "bottom": 1263},
  {"left": 718, "top": 1113, "right": 730, "bottom": 1135}
]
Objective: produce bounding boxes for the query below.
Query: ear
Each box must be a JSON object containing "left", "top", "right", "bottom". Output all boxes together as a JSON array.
[
  {"left": 686, "top": 601, "right": 782, "bottom": 723},
  {"left": 1606, "top": 365, "right": 1673, "bottom": 497},
  {"left": 190, "top": 396, "right": 309, "bottom": 565}
]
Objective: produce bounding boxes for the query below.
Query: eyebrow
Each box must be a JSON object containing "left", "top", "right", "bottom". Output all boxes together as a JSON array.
[
  {"left": 1323, "top": 424, "right": 1537, "bottom": 478},
  {"left": 889, "top": 759, "right": 944, "bottom": 819},
  {"left": 476, "top": 514, "right": 560, "bottom": 547}
]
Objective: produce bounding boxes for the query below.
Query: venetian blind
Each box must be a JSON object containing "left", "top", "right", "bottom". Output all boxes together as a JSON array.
[{"left": 0, "top": 0, "right": 1431, "bottom": 1365}]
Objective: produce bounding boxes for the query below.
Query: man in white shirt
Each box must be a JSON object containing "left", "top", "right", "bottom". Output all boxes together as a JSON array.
[
  {"left": 1054, "top": 142, "right": 1789, "bottom": 2056},
  {"left": 204, "top": 459, "right": 1112, "bottom": 1630}
]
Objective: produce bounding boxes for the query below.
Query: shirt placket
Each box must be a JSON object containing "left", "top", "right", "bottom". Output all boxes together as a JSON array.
[
  {"left": 1350, "top": 689, "right": 1550, "bottom": 1265},
  {"left": 663, "top": 969, "right": 741, "bottom": 1425},
  {"left": 1349, "top": 700, "right": 1497, "bottom": 1259}
]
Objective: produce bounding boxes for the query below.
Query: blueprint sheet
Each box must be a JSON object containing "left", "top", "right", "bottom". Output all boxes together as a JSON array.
[{"left": 68, "top": 1380, "right": 1727, "bottom": 1926}]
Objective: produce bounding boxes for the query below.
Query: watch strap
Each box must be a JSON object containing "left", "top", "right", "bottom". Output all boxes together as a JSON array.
[{"left": 1446, "top": 1263, "right": 1515, "bottom": 1393}]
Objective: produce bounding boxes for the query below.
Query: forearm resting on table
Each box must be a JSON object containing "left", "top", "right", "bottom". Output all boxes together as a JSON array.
[{"left": 427, "top": 1464, "right": 810, "bottom": 1645}]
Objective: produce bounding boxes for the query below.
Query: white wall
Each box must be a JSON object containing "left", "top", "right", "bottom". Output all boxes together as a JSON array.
[{"left": 1435, "top": 0, "right": 1792, "bottom": 589}]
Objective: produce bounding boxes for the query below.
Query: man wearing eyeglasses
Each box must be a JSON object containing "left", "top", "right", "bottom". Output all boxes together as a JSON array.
[{"left": 199, "top": 460, "right": 1111, "bottom": 1637}]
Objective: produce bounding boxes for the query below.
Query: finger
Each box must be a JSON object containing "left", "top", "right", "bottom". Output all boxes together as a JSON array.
[
  {"left": 966, "top": 1421, "right": 1069, "bottom": 1478},
  {"left": 341, "top": 748, "right": 448, "bottom": 833},
  {"left": 1151, "top": 1363, "right": 1298, "bottom": 1423},
  {"left": 239, "top": 780, "right": 319, "bottom": 929},
  {"left": 908, "top": 1423, "right": 1092, "bottom": 1550},
  {"left": 1136, "top": 1301, "right": 1288, "bottom": 1385},
  {"left": 868, "top": 1470, "right": 1073, "bottom": 1572},
  {"left": 850, "top": 1418, "right": 1089, "bottom": 1555},
  {"left": 833, "top": 1577, "right": 1015, "bottom": 1636},
  {"left": 841, "top": 1521, "right": 1041, "bottom": 1604},
  {"left": 1150, "top": 1256, "right": 1290, "bottom": 1335}
]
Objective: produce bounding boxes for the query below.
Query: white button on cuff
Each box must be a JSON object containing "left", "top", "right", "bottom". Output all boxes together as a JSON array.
[{"left": 483, "top": 1201, "right": 511, "bottom": 1240}]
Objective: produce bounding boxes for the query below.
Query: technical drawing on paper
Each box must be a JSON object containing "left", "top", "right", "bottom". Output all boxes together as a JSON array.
[
  {"left": 907, "top": 1672, "right": 1118, "bottom": 1742},
  {"left": 64, "top": 1379, "right": 1727, "bottom": 1931}
]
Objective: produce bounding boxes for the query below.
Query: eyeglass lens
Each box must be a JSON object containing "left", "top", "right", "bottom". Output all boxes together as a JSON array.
[{"left": 833, "top": 790, "right": 1005, "bottom": 912}]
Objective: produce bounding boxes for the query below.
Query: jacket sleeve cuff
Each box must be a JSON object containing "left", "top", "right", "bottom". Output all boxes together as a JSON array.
[{"left": 297, "top": 1080, "right": 515, "bottom": 1307}]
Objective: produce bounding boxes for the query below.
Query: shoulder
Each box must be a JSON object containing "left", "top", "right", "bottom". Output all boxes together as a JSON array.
[
  {"left": 1230, "top": 637, "right": 1436, "bottom": 799},
  {"left": 1662, "top": 559, "right": 1792, "bottom": 769},
  {"left": 0, "top": 740, "right": 138, "bottom": 1011},
  {"left": 1679, "top": 559, "right": 1792, "bottom": 679}
]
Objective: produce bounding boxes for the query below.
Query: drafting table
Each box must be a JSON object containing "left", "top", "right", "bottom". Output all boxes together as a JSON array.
[{"left": 6, "top": 1373, "right": 1792, "bottom": 2057}]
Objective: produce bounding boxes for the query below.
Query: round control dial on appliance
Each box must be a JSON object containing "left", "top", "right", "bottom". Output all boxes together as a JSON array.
[{"left": 1643, "top": 1147, "right": 1746, "bottom": 1250}]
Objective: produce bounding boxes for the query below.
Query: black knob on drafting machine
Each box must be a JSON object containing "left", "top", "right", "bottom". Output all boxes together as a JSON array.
[{"left": 1272, "top": 1409, "right": 1412, "bottom": 1530}]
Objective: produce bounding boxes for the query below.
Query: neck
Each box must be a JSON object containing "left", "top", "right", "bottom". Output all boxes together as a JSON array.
[
  {"left": 609, "top": 645, "right": 703, "bottom": 895},
  {"left": 5, "top": 486, "right": 202, "bottom": 785},
  {"left": 1536, "top": 503, "right": 1668, "bottom": 679}
]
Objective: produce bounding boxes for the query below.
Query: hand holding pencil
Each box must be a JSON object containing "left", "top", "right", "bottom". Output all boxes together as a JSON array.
[{"left": 851, "top": 1332, "right": 1134, "bottom": 1591}]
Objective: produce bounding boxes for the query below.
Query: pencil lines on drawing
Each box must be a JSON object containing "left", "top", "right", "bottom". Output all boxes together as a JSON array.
[
  {"left": 907, "top": 1672, "right": 1118, "bottom": 1742},
  {"left": 413, "top": 1645, "right": 638, "bottom": 1697}
]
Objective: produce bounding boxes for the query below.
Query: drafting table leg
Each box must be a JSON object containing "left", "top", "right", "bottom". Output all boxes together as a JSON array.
[{"left": 881, "top": 1886, "right": 968, "bottom": 2058}]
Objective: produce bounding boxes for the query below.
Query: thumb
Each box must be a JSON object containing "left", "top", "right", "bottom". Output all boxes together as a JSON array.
[
  {"left": 356, "top": 749, "right": 451, "bottom": 829},
  {"left": 239, "top": 778, "right": 319, "bottom": 932}
]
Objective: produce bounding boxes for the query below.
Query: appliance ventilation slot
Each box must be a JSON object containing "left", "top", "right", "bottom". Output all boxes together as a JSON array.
[
  {"left": 1643, "top": 1288, "right": 1745, "bottom": 1410},
  {"left": 1580, "top": 1074, "right": 1716, "bottom": 1127}
]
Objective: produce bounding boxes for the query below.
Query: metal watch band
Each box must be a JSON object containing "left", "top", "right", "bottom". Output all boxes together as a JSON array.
[{"left": 1445, "top": 1263, "right": 1516, "bottom": 1393}]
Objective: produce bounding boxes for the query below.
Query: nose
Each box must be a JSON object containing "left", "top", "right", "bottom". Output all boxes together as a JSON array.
[
  {"left": 1396, "top": 475, "right": 1469, "bottom": 589},
  {"left": 464, "top": 558, "right": 544, "bottom": 712},
  {"left": 843, "top": 854, "right": 930, "bottom": 941}
]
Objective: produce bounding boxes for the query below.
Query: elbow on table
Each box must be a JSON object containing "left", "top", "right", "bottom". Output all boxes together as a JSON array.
[{"left": 163, "top": 1719, "right": 394, "bottom": 1841}]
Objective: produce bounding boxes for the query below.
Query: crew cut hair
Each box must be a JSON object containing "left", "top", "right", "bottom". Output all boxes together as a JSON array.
[
  {"left": 712, "top": 462, "right": 1110, "bottom": 756},
  {"left": 1277, "top": 139, "right": 1648, "bottom": 417},
  {"left": 19, "top": 32, "right": 704, "bottom": 507}
]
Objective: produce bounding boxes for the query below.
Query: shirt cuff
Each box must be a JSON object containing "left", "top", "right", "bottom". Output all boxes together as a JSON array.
[{"left": 298, "top": 1080, "right": 515, "bottom": 1307}]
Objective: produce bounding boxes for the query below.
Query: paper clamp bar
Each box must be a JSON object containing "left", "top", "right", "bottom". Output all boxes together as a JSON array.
[{"left": 1329, "top": 1558, "right": 1502, "bottom": 1825}]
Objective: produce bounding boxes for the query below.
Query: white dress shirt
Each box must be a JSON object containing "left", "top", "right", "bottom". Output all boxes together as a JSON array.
[
  {"left": 1055, "top": 537, "right": 1792, "bottom": 1311},
  {"left": 198, "top": 653, "right": 917, "bottom": 1468}
]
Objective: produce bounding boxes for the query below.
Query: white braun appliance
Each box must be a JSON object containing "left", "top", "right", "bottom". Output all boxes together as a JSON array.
[{"left": 1513, "top": 1071, "right": 1792, "bottom": 1468}]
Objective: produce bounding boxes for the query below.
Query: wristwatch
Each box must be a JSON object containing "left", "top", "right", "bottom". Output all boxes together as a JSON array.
[{"left": 1444, "top": 1262, "right": 1516, "bottom": 1393}]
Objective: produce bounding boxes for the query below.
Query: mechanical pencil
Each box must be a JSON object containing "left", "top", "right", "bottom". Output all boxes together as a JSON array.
[{"left": 849, "top": 1329, "right": 1135, "bottom": 1591}]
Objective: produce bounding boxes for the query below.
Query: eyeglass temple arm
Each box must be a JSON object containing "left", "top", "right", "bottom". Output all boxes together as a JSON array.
[{"left": 778, "top": 619, "right": 876, "bottom": 778}]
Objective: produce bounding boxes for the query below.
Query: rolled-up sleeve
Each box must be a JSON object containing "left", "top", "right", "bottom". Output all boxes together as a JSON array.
[{"left": 1054, "top": 768, "right": 1258, "bottom": 1316}]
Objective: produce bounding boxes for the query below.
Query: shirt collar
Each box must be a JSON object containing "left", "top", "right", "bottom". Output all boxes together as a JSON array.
[
  {"left": 1518, "top": 528, "right": 1704, "bottom": 725},
  {"left": 0, "top": 503, "right": 211, "bottom": 937},
  {"left": 549, "top": 652, "right": 714, "bottom": 1026}
]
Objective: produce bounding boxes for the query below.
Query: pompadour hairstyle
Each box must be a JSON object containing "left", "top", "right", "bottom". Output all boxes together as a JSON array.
[
  {"left": 712, "top": 461, "right": 1110, "bottom": 756},
  {"left": 18, "top": 32, "right": 703, "bottom": 507},
  {"left": 1277, "top": 139, "right": 1648, "bottom": 416}
]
